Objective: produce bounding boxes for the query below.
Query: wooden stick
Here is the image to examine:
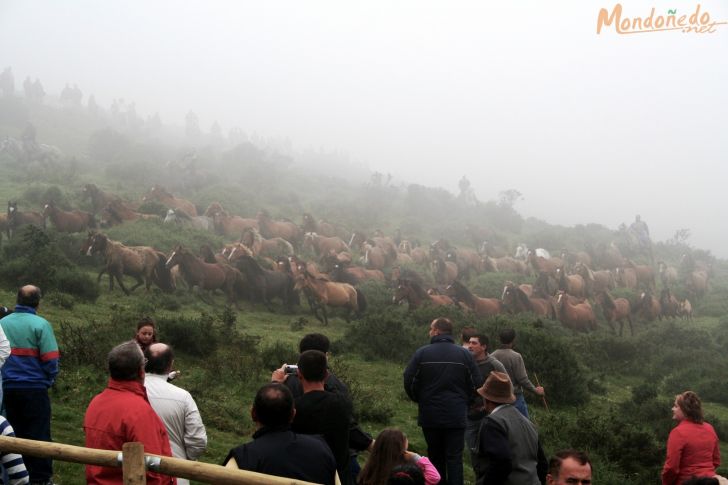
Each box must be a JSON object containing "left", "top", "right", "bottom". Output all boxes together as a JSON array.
[{"left": 534, "top": 373, "right": 549, "bottom": 412}]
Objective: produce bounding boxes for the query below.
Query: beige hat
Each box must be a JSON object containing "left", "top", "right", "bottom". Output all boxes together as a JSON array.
[{"left": 478, "top": 371, "right": 516, "bottom": 404}]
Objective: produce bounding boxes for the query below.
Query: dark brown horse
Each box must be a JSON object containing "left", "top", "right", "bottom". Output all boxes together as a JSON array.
[
  {"left": 294, "top": 267, "right": 366, "bottom": 325},
  {"left": 43, "top": 202, "right": 95, "bottom": 233},
  {"left": 82, "top": 183, "right": 122, "bottom": 214},
  {"left": 501, "top": 281, "right": 554, "bottom": 318},
  {"left": 165, "top": 245, "right": 241, "bottom": 306},
  {"left": 99, "top": 200, "right": 160, "bottom": 226},
  {"left": 446, "top": 281, "right": 502, "bottom": 317},
  {"left": 7, "top": 201, "right": 44, "bottom": 236},
  {"left": 594, "top": 291, "right": 633, "bottom": 336},
  {"left": 659, "top": 288, "right": 680, "bottom": 320},
  {"left": 392, "top": 279, "right": 453, "bottom": 310},
  {"left": 142, "top": 185, "right": 197, "bottom": 218},
  {"left": 431, "top": 257, "right": 458, "bottom": 286},
  {"left": 624, "top": 259, "right": 656, "bottom": 290},
  {"left": 555, "top": 291, "right": 597, "bottom": 332},
  {"left": 233, "top": 254, "right": 297, "bottom": 310},
  {"left": 85, "top": 232, "right": 173, "bottom": 294}
]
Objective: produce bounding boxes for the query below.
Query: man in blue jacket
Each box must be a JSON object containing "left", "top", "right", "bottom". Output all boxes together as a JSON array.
[
  {"left": 1, "top": 285, "right": 59, "bottom": 485},
  {"left": 403, "top": 317, "right": 482, "bottom": 485}
]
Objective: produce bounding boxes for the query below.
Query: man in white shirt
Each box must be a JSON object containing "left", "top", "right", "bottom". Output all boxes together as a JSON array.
[{"left": 144, "top": 343, "right": 207, "bottom": 485}]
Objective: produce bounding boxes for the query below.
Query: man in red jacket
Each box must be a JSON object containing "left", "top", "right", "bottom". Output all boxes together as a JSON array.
[{"left": 84, "top": 341, "right": 176, "bottom": 485}]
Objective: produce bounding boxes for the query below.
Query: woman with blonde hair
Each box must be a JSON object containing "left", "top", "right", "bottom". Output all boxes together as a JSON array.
[
  {"left": 662, "top": 391, "right": 724, "bottom": 485},
  {"left": 358, "top": 429, "right": 440, "bottom": 485}
]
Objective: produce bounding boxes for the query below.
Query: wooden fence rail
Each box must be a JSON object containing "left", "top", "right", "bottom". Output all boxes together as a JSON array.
[{"left": 0, "top": 435, "right": 321, "bottom": 485}]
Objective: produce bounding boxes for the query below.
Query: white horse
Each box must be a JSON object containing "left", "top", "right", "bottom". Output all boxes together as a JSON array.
[
  {"left": 515, "top": 244, "right": 550, "bottom": 260},
  {"left": 163, "top": 208, "right": 213, "bottom": 232}
]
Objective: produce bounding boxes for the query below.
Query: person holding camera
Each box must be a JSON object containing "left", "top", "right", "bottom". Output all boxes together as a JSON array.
[
  {"left": 281, "top": 333, "right": 374, "bottom": 483},
  {"left": 272, "top": 349, "right": 353, "bottom": 484}
]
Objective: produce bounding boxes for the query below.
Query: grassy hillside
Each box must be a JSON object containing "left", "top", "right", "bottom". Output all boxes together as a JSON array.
[{"left": 1, "top": 96, "right": 727, "bottom": 484}]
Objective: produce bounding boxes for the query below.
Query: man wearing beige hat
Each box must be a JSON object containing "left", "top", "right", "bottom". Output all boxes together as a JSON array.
[{"left": 474, "top": 371, "right": 547, "bottom": 485}]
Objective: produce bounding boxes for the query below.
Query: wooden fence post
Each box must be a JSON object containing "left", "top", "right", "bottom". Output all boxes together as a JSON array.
[{"left": 122, "top": 442, "right": 146, "bottom": 485}]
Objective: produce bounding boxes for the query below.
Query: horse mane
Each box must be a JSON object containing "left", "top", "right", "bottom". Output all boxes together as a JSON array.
[
  {"left": 450, "top": 280, "right": 475, "bottom": 306},
  {"left": 405, "top": 279, "right": 429, "bottom": 300},
  {"left": 598, "top": 291, "right": 616, "bottom": 311},
  {"left": 236, "top": 254, "right": 266, "bottom": 278},
  {"left": 199, "top": 245, "right": 216, "bottom": 264},
  {"left": 515, "top": 286, "right": 532, "bottom": 311}
]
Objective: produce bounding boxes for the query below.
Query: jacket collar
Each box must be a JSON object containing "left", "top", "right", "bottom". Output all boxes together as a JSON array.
[
  {"left": 430, "top": 333, "right": 455, "bottom": 344},
  {"left": 253, "top": 424, "right": 291, "bottom": 439},
  {"left": 14, "top": 305, "right": 37, "bottom": 314},
  {"left": 107, "top": 378, "right": 149, "bottom": 401}
]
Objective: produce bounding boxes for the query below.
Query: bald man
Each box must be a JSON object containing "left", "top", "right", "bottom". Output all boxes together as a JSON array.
[
  {"left": 144, "top": 343, "right": 207, "bottom": 485},
  {"left": 1, "top": 285, "right": 59, "bottom": 484}
]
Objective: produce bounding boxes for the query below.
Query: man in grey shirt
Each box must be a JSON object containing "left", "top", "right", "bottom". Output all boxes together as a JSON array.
[
  {"left": 144, "top": 343, "right": 207, "bottom": 485},
  {"left": 465, "top": 334, "right": 506, "bottom": 466},
  {"left": 491, "top": 328, "right": 544, "bottom": 419}
]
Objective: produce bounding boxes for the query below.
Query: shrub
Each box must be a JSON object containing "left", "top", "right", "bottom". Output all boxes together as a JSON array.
[
  {"left": 260, "top": 340, "right": 299, "bottom": 371},
  {"left": 54, "top": 267, "right": 100, "bottom": 302},
  {"left": 338, "top": 307, "right": 423, "bottom": 362},
  {"left": 58, "top": 319, "right": 125, "bottom": 370}
]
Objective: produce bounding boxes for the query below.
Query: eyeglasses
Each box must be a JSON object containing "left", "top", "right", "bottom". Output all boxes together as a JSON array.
[
  {"left": 564, "top": 479, "right": 591, "bottom": 485},
  {"left": 142, "top": 358, "right": 148, "bottom": 366}
]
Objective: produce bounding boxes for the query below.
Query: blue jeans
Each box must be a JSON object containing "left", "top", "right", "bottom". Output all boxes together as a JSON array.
[
  {"left": 422, "top": 427, "right": 465, "bottom": 485},
  {"left": 514, "top": 393, "right": 530, "bottom": 418},
  {"left": 4, "top": 388, "right": 53, "bottom": 482}
]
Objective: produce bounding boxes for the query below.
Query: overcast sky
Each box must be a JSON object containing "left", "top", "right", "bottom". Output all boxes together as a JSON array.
[{"left": 2, "top": 0, "right": 727, "bottom": 255}]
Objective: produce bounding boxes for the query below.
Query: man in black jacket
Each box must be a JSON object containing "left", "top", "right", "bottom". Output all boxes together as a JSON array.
[
  {"left": 403, "top": 317, "right": 482, "bottom": 485},
  {"left": 223, "top": 383, "right": 336, "bottom": 485}
]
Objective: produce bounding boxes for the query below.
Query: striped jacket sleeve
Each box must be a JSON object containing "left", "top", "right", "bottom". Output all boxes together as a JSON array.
[{"left": 0, "top": 417, "right": 30, "bottom": 484}]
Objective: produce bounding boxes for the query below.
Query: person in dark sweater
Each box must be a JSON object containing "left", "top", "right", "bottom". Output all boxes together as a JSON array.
[
  {"left": 274, "top": 349, "right": 353, "bottom": 484},
  {"left": 224, "top": 383, "right": 336, "bottom": 485}
]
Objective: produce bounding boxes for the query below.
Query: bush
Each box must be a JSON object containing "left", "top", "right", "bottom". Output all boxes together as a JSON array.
[
  {"left": 58, "top": 319, "right": 124, "bottom": 370},
  {"left": 338, "top": 307, "right": 423, "bottom": 362},
  {"left": 54, "top": 267, "right": 100, "bottom": 302}
]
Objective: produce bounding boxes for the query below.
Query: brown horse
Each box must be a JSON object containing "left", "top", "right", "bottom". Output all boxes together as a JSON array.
[
  {"left": 633, "top": 291, "right": 661, "bottom": 322},
  {"left": 445, "top": 248, "right": 483, "bottom": 279},
  {"left": 205, "top": 203, "right": 258, "bottom": 238},
  {"left": 659, "top": 288, "right": 680, "bottom": 320},
  {"left": 330, "top": 262, "right": 385, "bottom": 285},
  {"left": 573, "top": 262, "right": 615, "bottom": 296},
  {"left": 432, "top": 257, "right": 458, "bottom": 285},
  {"left": 361, "top": 243, "right": 388, "bottom": 271},
  {"left": 42, "top": 202, "right": 95, "bottom": 233},
  {"left": 555, "top": 291, "right": 597, "bottom": 332},
  {"left": 528, "top": 250, "right": 562, "bottom": 276},
  {"left": 501, "top": 282, "right": 554, "bottom": 318},
  {"left": 410, "top": 245, "right": 430, "bottom": 265},
  {"left": 294, "top": 267, "right": 366, "bottom": 325},
  {"left": 257, "top": 210, "right": 302, "bottom": 247},
  {"left": 615, "top": 267, "right": 638, "bottom": 290},
  {"left": 560, "top": 249, "right": 592, "bottom": 271},
  {"left": 241, "top": 227, "right": 295, "bottom": 258},
  {"left": 678, "top": 299, "right": 694, "bottom": 322},
  {"left": 99, "top": 200, "right": 160, "bottom": 226},
  {"left": 556, "top": 267, "right": 586, "bottom": 298},
  {"left": 482, "top": 255, "right": 529, "bottom": 275},
  {"left": 85, "top": 232, "right": 173, "bottom": 294},
  {"left": 657, "top": 261, "right": 678, "bottom": 288},
  {"left": 302, "top": 213, "right": 338, "bottom": 238},
  {"left": 303, "top": 232, "right": 349, "bottom": 257},
  {"left": 349, "top": 231, "right": 398, "bottom": 265},
  {"left": 594, "top": 291, "right": 633, "bottom": 336},
  {"left": 82, "top": 183, "right": 123, "bottom": 214},
  {"left": 165, "top": 245, "right": 241, "bottom": 306},
  {"left": 7, "top": 201, "right": 44, "bottom": 236},
  {"left": 446, "top": 280, "right": 502, "bottom": 317},
  {"left": 624, "top": 260, "right": 655, "bottom": 290},
  {"left": 392, "top": 279, "right": 453, "bottom": 309},
  {"left": 142, "top": 185, "right": 197, "bottom": 217},
  {"left": 685, "top": 270, "right": 709, "bottom": 299}
]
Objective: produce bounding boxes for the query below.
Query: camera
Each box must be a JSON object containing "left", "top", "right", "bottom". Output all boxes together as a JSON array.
[{"left": 284, "top": 365, "right": 299, "bottom": 375}]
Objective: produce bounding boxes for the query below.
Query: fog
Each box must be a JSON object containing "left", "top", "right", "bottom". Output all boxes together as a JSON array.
[{"left": 2, "top": 0, "right": 727, "bottom": 255}]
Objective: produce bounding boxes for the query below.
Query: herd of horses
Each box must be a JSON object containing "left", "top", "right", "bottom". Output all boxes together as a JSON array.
[{"left": 0, "top": 183, "right": 712, "bottom": 332}]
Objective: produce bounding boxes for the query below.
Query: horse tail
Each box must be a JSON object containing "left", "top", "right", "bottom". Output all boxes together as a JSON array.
[
  {"left": 153, "top": 251, "right": 175, "bottom": 292},
  {"left": 355, "top": 288, "right": 368, "bottom": 314}
]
